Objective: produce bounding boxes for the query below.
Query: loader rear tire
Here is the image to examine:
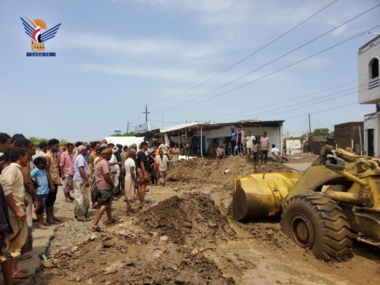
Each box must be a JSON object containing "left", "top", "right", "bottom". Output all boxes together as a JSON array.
[{"left": 281, "top": 192, "right": 352, "bottom": 262}]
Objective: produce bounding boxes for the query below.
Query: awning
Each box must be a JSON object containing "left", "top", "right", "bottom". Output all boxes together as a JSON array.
[{"left": 160, "top": 122, "right": 198, "bottom": 133}]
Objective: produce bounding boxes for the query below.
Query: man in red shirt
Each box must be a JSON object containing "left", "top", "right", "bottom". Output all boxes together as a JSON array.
[
  {"left": 259, "top": 132, "right": 271, "bottom": 164},
  {"left": 91, "top": 148, "right": 115, "bottom": 232},
  {"left": 59, "top": 143, "right": 75, "bottom": 203}
]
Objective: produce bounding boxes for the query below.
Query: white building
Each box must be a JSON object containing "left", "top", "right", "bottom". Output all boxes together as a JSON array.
[
  {"left": 359, "top": 35, "right": 380, "bottom": 156},
  {"left": 284, "top": 138, "right": 303, "bottom": 155}
]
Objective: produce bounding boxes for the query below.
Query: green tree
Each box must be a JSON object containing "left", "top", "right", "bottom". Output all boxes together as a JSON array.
[
  {"left": 29, "top": 137, "right": 68, "bottom": 147},
  {"left": 313, "top": 128, "right": 329, "bottom": 133},
  {"left": 110, "top": 132, "right": 135, "bottom": 137}
]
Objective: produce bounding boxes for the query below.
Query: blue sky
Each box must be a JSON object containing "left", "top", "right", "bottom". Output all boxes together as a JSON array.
[{"left": 1, "top": 0, "right": 379, "bottom": 141}]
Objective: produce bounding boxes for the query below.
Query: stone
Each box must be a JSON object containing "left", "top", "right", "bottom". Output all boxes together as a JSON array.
[
  {"left": 103, "top": 266, "right": 118, "bottom": 275},
  {"left": 76, "top": 276, "right": 82, "bottom": 282},
  {"left": 125, "top": 259, "right": 134, "bottom": 266},
  {"left": 159, "top": 236, "right": 168, "bottom": 242},
  {"left": 90, "top": 233, "right": 97, "bottom": 241}
]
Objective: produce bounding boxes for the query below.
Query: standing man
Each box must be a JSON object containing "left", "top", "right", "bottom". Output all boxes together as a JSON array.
[
  {"left": 184, "top": 138, "right": 190, "bottom": 160},
  {"left": 236, "top": 126, "right": 245, "bottom": 155},
  {"left": 59, "top": 143, "right": 75, "bottom": 203},
  {"left": 1, "top": 147, "right": 30, "bottom": 279},
  {"left": 230, "top": 127, "right": 237, "bottom": 156},
  {"left": 110, "top": 147, "right": 120, "bottom": 195},
  {"left": 89, "top": 141, "right": 101, "bottom": 176},
  {"left": 191, "top": 133, "right": 198, "bottom": 157},
  {"left": 259, "top": 132, "right": 270, "bottom": 164},
  {"left": 136, "top": 142, "right": 150, "bottom": 208},
  {"left": 33, "top": 142, "right": 47, "bottom": 159},
  {"left": 45, "top": 139, "right": 61, "bottom": 224},
  {"left": 0, "top": 133, "right": 11, "bottom": 151},
  {"left": 73, "top": 145, "right": 91, "bottom": 221},
  {"left": 92, "top": 148, "right": 115, "bottom": 231},
  {"left": 158, "top": 141, "right": 170, "bottom": 158},
  {"left": 124, "top": 149, "right": 137, "bottom": 213},
  {"left": 157, "top": 150, "right": 169, "bottom": 186},
  {"left": 14, "top": 138, "right": 39, "bottom": 260},
  {"left": 245, "top": 131, "right": 256, "bottom": 157}
]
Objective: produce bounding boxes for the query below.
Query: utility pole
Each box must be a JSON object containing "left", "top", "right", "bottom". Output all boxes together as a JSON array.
[
  {"left": 127, "top": 122, "right": 131, "bottom": 134},
  {"left": 162, "top": 107, "right": 164, "bottom": 127},
  {"left": 143, "top": 104, "right": 150, "bottom": 123},
  {"left": 308, "top": 114, "right": 312, "bottom": 153}
]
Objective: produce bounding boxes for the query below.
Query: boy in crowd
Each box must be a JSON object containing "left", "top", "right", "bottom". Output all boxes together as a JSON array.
[
  {"left": 252, "top": 140, "right": 259, "bottom": 164},
  {"left": 216, "top": 144, "right": 224, "bottom": 160},
  {"left": 30, "top": 157, "right": 50, "bottom": 229}
]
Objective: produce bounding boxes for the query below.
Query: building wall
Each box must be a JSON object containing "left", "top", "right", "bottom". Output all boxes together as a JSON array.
[
  {"left": 358, "top": 36, "right": 380, "bottom": 104},
  {"left": 285, "top": 139, "right": 302, "bottom": 155},
  {"left": 334, "top": 122, "right": 364, "bottom": 154},
  {"left": 363, "top": 112, "right": 380, "bottom": 156}
]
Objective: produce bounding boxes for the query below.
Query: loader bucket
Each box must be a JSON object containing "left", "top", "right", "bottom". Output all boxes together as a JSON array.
[{"left": 233, "top": 172, "right": 301, "bottom": 221}]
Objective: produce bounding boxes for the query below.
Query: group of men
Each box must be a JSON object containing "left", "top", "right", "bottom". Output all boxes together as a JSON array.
[
  {"left": 227, "top": 127, "right": 272, "bottom": 163},
  {"left": 0, "top": 132, "right": 175, "bottom": 285}
]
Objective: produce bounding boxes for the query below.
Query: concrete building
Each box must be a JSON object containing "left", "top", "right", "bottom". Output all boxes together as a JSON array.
[
  {"left": 334, "top": 122, "right": 364, "bottom": 154},
  {"left": 359, "top": 35, "right": 380, "bottom": 156},
  {"left": 284, "top": 138, "right": 303, "bottom": 155}
]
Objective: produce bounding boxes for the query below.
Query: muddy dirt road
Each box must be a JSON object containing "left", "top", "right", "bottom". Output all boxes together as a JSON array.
[{"left": 34, "top": 157, "right": 380, "bottom": 285}]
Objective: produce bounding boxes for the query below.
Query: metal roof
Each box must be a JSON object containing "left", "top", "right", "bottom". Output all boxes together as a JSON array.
[
  {"left": 153, "top": 120, "right": 284, "bottom": 134},
  {"left": 160, "top": 122, "right": 199, "bottom": 133}
]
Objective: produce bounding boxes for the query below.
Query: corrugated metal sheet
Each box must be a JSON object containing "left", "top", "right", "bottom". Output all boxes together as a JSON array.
[{"left": 160, "top": 122, "right": 199, "bottom": 133}]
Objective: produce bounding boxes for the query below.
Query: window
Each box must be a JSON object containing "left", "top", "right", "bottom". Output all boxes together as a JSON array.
[{"left": 369, "top": 58, "right": 379, "bottom": 79}]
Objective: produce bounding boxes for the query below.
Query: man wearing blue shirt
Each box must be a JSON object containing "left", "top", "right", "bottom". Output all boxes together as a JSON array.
[{"left": 73, "top": 145, "right": 90, "bottom": 221}]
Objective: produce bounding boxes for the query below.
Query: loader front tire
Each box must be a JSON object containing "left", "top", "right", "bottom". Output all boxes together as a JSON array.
[{"left": 281, "top": 192, "right": 352, "bottom": 262}]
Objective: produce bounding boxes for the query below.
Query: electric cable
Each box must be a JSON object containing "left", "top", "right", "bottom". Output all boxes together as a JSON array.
[
  {"left": 152, "top": 23, "right": 380, "bottom": 114},
  {"left": 148, "top": 0, "right": 338, "bottom": 105},
  {"left": 151, "top": 5, "right": 380, "bottom": 113}
]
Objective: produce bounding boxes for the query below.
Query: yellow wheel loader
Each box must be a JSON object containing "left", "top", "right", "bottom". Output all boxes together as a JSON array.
[{"left": 233, "top": 146, "right": 380, "bottom": 261}]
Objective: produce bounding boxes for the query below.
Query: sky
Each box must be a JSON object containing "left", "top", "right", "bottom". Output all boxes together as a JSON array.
[{"left": 1, "top": 0, "right": 379, "bottom": 141}]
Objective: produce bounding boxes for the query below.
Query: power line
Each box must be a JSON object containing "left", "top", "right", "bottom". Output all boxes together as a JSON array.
[
  {"left": 148, "top": 0, "right": 338, "bottom": 105},
  {"left": 223, "top": 85, "right": 366, "bottom": 122},
  {"left": 311, "top": 116, "right": 334, "bottom": 129},
  {"left": 228, "top": 89, "right": 357, "bottom": 121},
  {"left": 210, "top": 81, "right": 365, "bottom": 121},
  {"left": 215, "top": 83, "right": 368, "bottom": 123},
  {"left": 153, "top": 22, "right": 380, "bottom": 114},
  {"left": 281, "top": 102, "right": 357, "bottom": 120},
  {"left": 152, "top": 4, "right": 380, "bottom": 113},
  {"left": 130, "top": 111, "right": 144, "bottom": 127}
]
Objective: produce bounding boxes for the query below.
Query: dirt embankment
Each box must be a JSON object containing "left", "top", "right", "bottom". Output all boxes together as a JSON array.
[{"left": 168, "top": 156, "right": 292, "bottom": 187}]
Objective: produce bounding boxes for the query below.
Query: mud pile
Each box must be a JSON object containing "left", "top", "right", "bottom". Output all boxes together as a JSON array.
[
  {"left": 168, "top": 156, "right": 292, "bottom": 186},
  {"left": 137, "top": 193, "right": 236, "bottom": 247}
]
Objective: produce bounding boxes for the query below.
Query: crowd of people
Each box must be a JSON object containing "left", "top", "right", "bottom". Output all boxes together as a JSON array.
[{"left": 0, "top": 132, "right": 177, "bottom": 284}]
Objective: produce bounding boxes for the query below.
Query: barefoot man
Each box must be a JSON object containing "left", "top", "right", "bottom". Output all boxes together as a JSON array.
[{"left": 91, "top": 148, "right": 115, "bottom": 232}]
